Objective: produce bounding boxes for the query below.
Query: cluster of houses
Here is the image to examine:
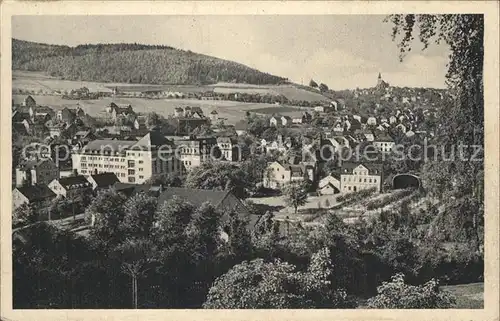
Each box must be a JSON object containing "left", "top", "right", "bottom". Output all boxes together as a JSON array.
[
  {"left": 256, "top": 96, "right": 434, "bottom": 195},
  {"left": 12, "top": 96, "right": 88, "bottom": 139}
]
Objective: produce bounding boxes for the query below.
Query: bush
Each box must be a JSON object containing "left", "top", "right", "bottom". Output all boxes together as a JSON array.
[{"left": 367, "top": 273, "right": 455, "bottom": 309}]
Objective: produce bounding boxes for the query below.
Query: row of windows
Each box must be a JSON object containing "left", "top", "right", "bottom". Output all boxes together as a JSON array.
[
  {"left": 80, "top": 169, "right": 126, "bottom": 178},
  {"left": 81, "top": 156, "right": 126, "bottom": 162},
  {"left": 343, "top": 177, "right": 378, "bottom": 183},
  {"left": 83, "top": 163, "right": 127, "bottom": 170}
]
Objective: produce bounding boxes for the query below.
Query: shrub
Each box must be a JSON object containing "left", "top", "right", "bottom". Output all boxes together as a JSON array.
[{"left": 367, "top": 273, "right": 455, "bottom": 309}]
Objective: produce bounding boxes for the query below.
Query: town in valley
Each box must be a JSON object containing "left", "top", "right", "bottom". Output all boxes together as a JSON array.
[{"left": 10, "top": 14, "right": 485, "bottom": 310}]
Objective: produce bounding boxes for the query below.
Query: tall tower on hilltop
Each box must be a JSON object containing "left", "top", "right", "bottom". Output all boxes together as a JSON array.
[{"left": 376, "top": 72, "right": 389, "bottom": 89}]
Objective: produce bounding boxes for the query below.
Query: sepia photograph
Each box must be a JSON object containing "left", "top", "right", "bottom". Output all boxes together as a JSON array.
[{"left": 1, "top": 1, "right": 499, "bottom": 320}]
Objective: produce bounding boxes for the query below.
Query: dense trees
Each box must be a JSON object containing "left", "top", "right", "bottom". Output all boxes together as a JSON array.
[
  {"left": 203, "top": 247, "right": 352, "bottom": 309},
  {"left": 387, "top": 14, "right": 484, "bottom": 251},
  {"left": 185, "top": 162, "right": 253, "bottom": 198},
  {"left": 12, "top": 39, "right": 286, "bottom": 85}
]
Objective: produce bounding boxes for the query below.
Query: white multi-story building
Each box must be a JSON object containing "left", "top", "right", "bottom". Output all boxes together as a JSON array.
[
  {"left": 72, "top": 131, "right": 184, "bottom": 184},
  {"left": 176, "top": 136, "right": 218, "bottom": 171}
]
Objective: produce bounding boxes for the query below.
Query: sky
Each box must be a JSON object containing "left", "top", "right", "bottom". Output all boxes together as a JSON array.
[{"left": 12, "top": 15, "right": 450, "bottom": 89}]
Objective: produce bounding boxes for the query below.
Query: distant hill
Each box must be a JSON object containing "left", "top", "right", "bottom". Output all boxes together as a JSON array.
[{"left": 12, "top": 39, "right": 288, "bottom": 86}]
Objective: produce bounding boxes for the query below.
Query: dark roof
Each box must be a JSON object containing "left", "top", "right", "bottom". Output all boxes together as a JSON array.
[
  {"left": 132, "top": 131, "right": 174, "bottom": 149},
  {"left": 57, "top": 175, "right": 92, "bottom": 189},
  {"left": 375, "top": 134, "right": 394, "bottom": 142},
  {"left": 17, "top": 159, "right": 53, "bottom": 170},
  {"left": 113, "top": 182, "right": 163, "bottom": 197},
  {"left": 12, "top": 123, "right": 28, "bottom": 135},
  {"left": 15, "top": 185, "right": 56, "bottom": 202},
  {"left": 90, "top": 173, "right": 120, "bottom": 188},
  {"left": 217, "top": 136, "right": 235, "bottom": 144},
  {"left": 82, "top": 139, "right": 137, "bottom": 153},
  {"left": 210, "top": 110, "right": 218, "bottom": 114},
  {"left": 341, "top": 161, "right": 383, "bottom": 175},
  {"left": 33, "top": 106, "right": 54, "bottom": 113},
  {"left": 157, "top": 187, "right": 230, "bottom": 209}
]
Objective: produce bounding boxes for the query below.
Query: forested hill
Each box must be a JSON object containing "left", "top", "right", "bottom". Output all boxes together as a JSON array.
[{"left": 12, "top": 39, "right": 288, "bottom": 85}]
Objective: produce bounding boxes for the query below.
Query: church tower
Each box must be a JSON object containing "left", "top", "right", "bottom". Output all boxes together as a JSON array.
[{"left": 377, "top": 72, "right": 383, "bottom": 86}]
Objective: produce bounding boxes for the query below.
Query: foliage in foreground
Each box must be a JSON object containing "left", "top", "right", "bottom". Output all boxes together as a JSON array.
[
  {"left": 203, "top": 248, "right": 354, "bottom": 309},
  {"left": 367, "top": 273, "right": 455, "bottom": 309}
]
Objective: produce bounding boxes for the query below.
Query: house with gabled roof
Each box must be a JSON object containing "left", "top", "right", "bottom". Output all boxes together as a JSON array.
[
  {"left": 318, "top": 173, "right": 341, "bottom": 195},
  {"left": 56, "top": 107, "right": 77, "bottom": 124},
  {"left": 48, "top": 175, "right": 93, "bottom": 198},
  {"left": 12, "top": 185, "right": 57, "bottom": 210},
  {"left": 373, "top": 133, "right": 395, "bottom": 153},
  {"left": 263, "top": 161, "right": 315, "bottom": 190},
  {"left": 87, "top": 172, "right": 120, "bottom": 191},
  {"left": 23, "top": 95, "right": 37, "bottom": 108}
]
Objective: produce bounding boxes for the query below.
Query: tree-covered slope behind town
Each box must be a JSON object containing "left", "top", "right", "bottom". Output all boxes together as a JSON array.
[{"left": 12, "top": 39, "right": 287, "bottom": 85}]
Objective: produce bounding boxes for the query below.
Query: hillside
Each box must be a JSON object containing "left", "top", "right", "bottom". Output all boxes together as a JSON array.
[{"left": 12, "top": 39, "right": 287, "bottom": 85}]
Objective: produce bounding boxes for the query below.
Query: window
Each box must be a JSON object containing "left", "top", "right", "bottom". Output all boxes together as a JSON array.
[
  {"left": 282, "top": 175, "right": 285, "bottom": 179},
  {"left": 128, "top": 169, "right": 135, "bottom": 175},
  {"left": 138, "top": 160, "right": 143, "bottom": 164},
  {"left": 364, "top": 179, "right": 367, "bottom": 182},
  {"left": 139, "top": 175, "right": 144, "bottom": 179},
  {"left": 81, "top": 156, "right": 86, "bottom": 161},
  {"left": 128, "top": 177, "right": 135, "bottom": 183},
  {"left": 348, "top": 186, "right": 351, "bottom": 191},
  {"left": 128, "top": 160, "right": 135, "bottom": 167}
]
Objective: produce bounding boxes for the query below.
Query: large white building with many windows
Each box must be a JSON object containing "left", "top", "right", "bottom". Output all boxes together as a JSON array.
[
  {"left": 72, "top": 131, "right": 185, "bottom": 184},
  {"left": 340, "top": 161, "right": 384, "bottom": 193}
]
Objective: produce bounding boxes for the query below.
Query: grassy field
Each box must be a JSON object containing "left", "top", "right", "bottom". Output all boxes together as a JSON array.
[
  {"left": 13, "top": 71, "right": 330, "bottom": 102},
  {"left": 441, "top": 283, "right": 484, "bottom": 308},
  {"left": 211, "top": 82, "right": 329, "bottom": 102},
  {"left": 251, "top": 106, "right": 306, "bottom": 115},
  {"left": 13, "top": 71, "right": 114, "bottom": 93}
]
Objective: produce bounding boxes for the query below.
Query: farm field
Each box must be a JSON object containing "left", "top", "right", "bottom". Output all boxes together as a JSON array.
[
  {"left": 13, "top": 70, "right": 114, "bottom": 93},
  {"left": 13, "top": 71, "right": 330, "bottom": 102},
  {"left": 211, "top": 82, "right": 329, "bottom": 102}
]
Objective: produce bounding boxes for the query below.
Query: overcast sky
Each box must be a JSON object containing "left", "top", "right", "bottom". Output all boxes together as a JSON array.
[{"left": 13, "top": 15, "right": 450, "bottom": 89}]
